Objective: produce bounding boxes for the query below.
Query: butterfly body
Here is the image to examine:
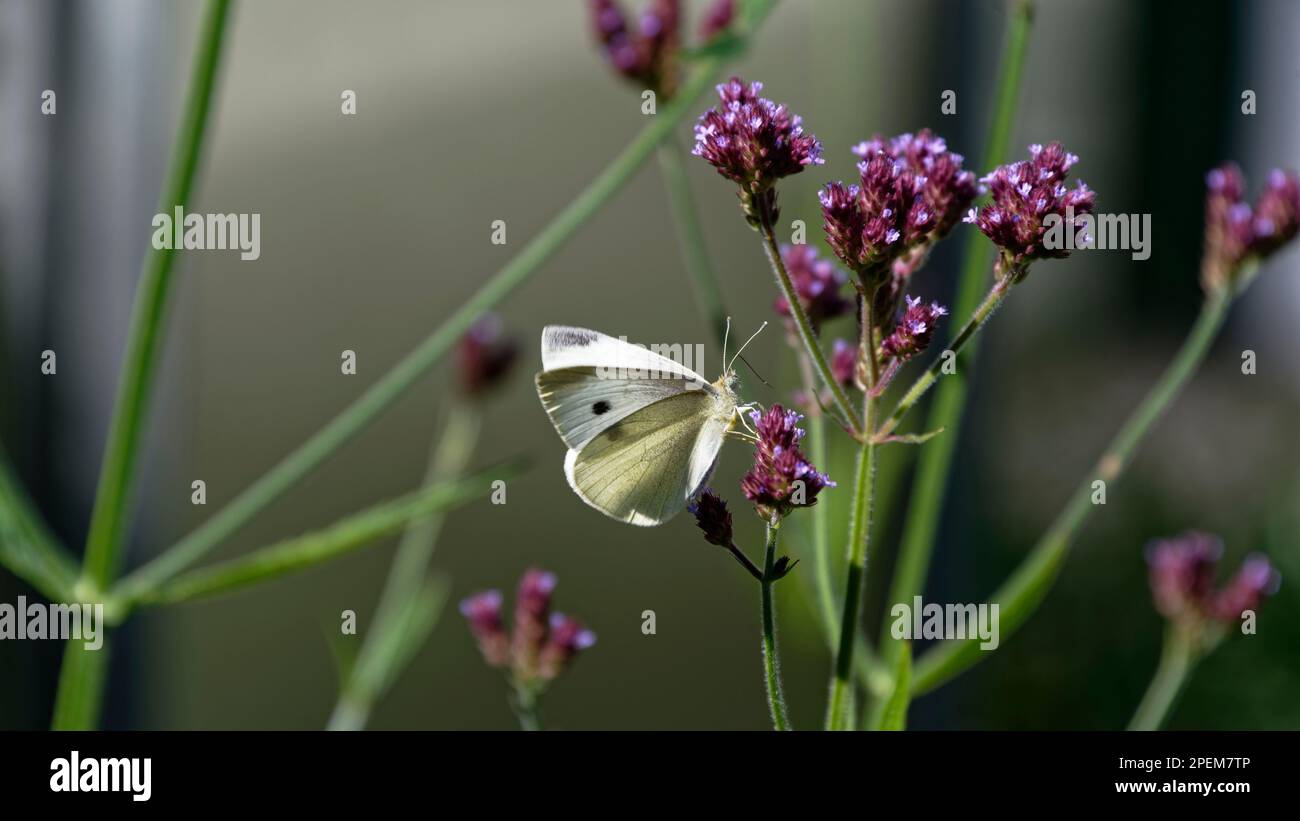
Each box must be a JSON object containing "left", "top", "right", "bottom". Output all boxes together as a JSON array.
[{"left": 535, "top": 326, "right": 744, "bottom": 526}]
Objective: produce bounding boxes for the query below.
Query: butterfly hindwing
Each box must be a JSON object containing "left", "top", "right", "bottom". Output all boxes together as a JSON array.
[{"left": 563, "top": 390, "right": 729, "bottom": 526}]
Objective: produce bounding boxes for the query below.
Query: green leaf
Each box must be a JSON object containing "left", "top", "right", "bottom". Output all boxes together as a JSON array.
[
  {"left": 126, "top": 461, "right": 521, "bottom": 607},
  {"left": 876, "top": 640, "right": 911, "bottom": 731}
]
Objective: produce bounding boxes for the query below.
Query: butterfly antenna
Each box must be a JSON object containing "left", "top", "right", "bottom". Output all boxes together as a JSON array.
[
  {"left": 737, "top": 353, "right": 773, "bottom": 388},
  {"left": 721, "top": 316, "right": 733, "bottom": 375},
  {"left": 728, "top": 321, "right": 768, "bottom": 373}
]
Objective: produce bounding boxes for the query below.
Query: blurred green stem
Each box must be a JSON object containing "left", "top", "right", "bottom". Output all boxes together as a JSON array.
[
  {"left": 875, "top": 0, "right": 1034, "bottom": 678},
  {"left": 129, "top": 464, "right": 514, "bottom": 606},
  {"left": 795, "top": 353, "right": 837, "bottom": 640},
  {"left": 51, "top": 638, "right": 112, "bottom": 731},
  {"left": 328, "top": 403, "right": 480, "bottom": 730},
  {"left": 657, "top": 137, "right": 728, "bottom": 347},
  {"left": 760, "top": 520, "right": 791, "bottom": 730},
  {"left": 513, "top": 684, "right": 542, "bottom": 732},
  {"left": 913, "top": 286, "right": 1234, "bottom": 694},
  {"left": 51, "top": 0, "right": 233, "bottom": 731},
  {"left": 1128, "top": 626, "right": 1197, "bottom": 731},
  {"left": 81, "top": 0, "right": 233, "bottom": 588},
  {"left": 119, "top": 0, "right": 779, "bottom": 595}
]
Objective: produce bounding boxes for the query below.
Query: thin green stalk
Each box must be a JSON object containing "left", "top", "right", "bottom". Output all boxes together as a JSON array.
[
  {"left": 657, "top": 137, "right": 728, "bottom": 347},
  {"left": 876, "top": 0, "right": 1034, "bottom": 674},
  {"left": 1128, "top": 626, "right": 1197, "bottom": 731},
  {"left": 876, "top": 276, "right": 1012, "bottom": 440},
  {"left": 757, "top": 219, "right": 862, "bottom": 435},
  {"left": 0, "top": 448, "right": 78, "bottom": 600},
  {"left": 912, "top": 288, "right": 1233, "bottom": 694},
  {"left": 875, "top": 640, "right": 911, "bottom": 731},
  {"left": 760, "top": 520, "right": 791, "bottom": 730},
  {"left": 81, "top": 0, "right": 233, "bottom": 588},
  {"left": 514, "top": 684, "right": 542, "bottom": 731},
  {"left": 329, "top": 403, "right": 480, "bottom": 730},
  {"left": 119, "top": 1, "right": 779, "bottom": 596},
  {"left": 130, "top": 464, "right": 515, "bottom": 607},
  {"left": 51, "top": 0, "right": 233, "bottom": 731},
  {"left": 51, "top": 638, "right": 112, "bottom": 731},
  {"left": 826, "top": 294, "right": 881, "bottom": 730}
]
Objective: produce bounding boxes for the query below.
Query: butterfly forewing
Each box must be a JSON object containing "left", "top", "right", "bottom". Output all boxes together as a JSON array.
[{"left": 536, "top": 367, "right": 702, "bottom": 451}]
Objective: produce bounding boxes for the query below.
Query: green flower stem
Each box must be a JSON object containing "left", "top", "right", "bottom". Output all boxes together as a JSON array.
[
  {"left": 513, "top": 683, "right": 543, "bottom": 732},
  {"left": 657, "top": 137, "right": 728, "bottom": 347},
  {"left": 757, "top": 218, "right": 862, "bottom": 436},
  {"left": 760, "top": 520, "right": 791, "bottom": 730},
  {"left": 119, "top": 1, "right": 779, "bottom": 596},
  {"left": 875, "top": 275, "right": 1012, "bottom": 441},
  {"left": 1128, "top": 626, "right": 1198, "bottom": 731},
  {"left": 51, "top": 636, "right": 112, "bottom": 731},
  {"left": 51, "top": 0, "right": 233, "bottom": 731},
  {"left": 128, "top": 463, "right": 516, "bottom": 607},
  {"left": 81, "top": 0, "right": 233, "bottom": 588},
  {"left": 912, "top": 287, "right": 1234, "bottom": 695},
  {"left": 875, "top": 0, "right": 1035, "bottom": 676},
  {"left": 825, "top": 303, "right": 879, "bottom": 730},
  {"left": 328, "top": 403, "right": 480, "bottom": 730}
]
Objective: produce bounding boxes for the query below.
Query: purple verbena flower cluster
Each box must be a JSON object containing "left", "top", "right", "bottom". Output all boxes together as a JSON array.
[
  {"left": 741, "top": 405, "right": 833, "bottom": 520},
  {"left": 1201, "top": 164, "right": 1300, "bottom": 291},
  {"left": 830, "top": 338, "right": 858, "bottom": 389},
  {"left": 589, "top": 0, "right": 680, "bottom": 95},
  {"left": 460, "top": 568, "right": 595, "bottom": 684},
  {"left": 774, "top": 244, "right": 852, "bottom": 334},
  {"left": 457, "top": 313, "right": 518, "bottom": 397},
  {"left": 1146, "top": 532, "right": 1279, "bottom": 634},
  {"left": 820, "top": 129, "right": 976, "bottom": 280},
  {"left": 880, "top": 296, "right": 947, "bottom": 362},
  {"left": 964, "top": 142, "right": 1095, "bottom": 274},
  {"left": 692, "top": 78, "right": 824, "bottom": 199},
  {"left": 698, "top": 0, "right": 736, "bottom": 41},
  {"left": 688, "top": 488, "right": 735, "bottom": 547}
]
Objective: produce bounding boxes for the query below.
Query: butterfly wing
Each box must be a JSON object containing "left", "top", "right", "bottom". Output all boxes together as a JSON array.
[
  {"left": 563, "top": 390, "right": 732, "bottom": 526},
  {"left": 536, "top": 325, "right": 714, "bottom": 450}
]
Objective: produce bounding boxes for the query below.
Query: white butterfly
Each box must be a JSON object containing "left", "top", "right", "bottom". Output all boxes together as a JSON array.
[{"left": 535, "top": 324, "right": 762, "bottom": 526}]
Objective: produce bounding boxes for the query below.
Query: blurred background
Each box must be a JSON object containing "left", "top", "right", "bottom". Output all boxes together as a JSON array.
[{"left": 1, "top": 0, "right": 1297, "bottom": 730}]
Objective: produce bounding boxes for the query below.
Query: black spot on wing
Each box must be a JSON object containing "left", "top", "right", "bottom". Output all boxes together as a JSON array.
[{"left": 592, "top": 400, "right": 611, "bottom": 415}]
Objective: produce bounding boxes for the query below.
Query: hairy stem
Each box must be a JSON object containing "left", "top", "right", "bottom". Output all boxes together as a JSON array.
[
  {"left": 757, "top": 218, "right": 862, "bottom": 435},
  {"left": 120, "top": 2, "right": 779, "bottom": 595},
  {"left": 1128, "top": 626, "right": 1197, "bottom": 731},
  {"left": 912, "top": 288, "right": 1233, "bottom": 694},
  {"left": 876, "top": 275, "right": 1012, "bottom": 440},
  {"left": 875, "top": 0, "right": 1035, "bottom": 676},
  {"left": 657, "top": 137, "right": 728, "bottom": 347},
  {"left": 760, "top": 520, "right": 791, "bottom": 730}
]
